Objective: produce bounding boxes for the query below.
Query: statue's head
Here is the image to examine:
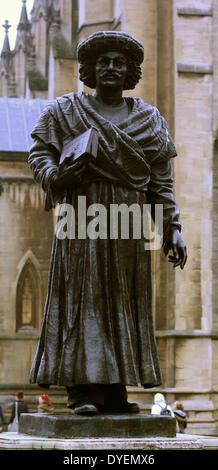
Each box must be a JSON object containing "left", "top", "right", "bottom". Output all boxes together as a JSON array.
[{"left": 77, "top": 31, "right": 144, "bottom": 90}]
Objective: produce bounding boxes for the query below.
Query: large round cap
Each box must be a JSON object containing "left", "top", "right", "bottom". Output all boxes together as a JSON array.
[{"left": 77, "top": 31, "right": 144, "bottom": 65}]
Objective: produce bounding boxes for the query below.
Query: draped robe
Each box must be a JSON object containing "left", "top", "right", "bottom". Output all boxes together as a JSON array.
[{"left": 28, "top": 92, "right": 181, "bottom": 388}]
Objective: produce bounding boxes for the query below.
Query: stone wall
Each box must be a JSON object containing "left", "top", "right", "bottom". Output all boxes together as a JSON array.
[{"left": 0, "top": 156, "right": 53, "bottom": 386}]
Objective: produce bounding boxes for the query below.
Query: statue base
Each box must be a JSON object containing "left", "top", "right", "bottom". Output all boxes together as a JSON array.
[{"left": 19, "top": 413, "right": 176, "bottom": 439}]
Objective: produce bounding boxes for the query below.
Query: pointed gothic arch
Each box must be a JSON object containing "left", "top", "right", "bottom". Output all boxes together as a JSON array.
[{"left": 16, "top": 252, "right": 41, "bottom": 332}]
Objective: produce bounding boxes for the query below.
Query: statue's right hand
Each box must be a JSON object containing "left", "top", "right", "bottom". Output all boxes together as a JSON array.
[{"left": 52, "top": 161, "right": 86, "bottom": 189}]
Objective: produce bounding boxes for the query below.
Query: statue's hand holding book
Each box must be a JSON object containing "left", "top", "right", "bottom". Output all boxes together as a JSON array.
[
  {"left": 53, "top": 127, "right": 99, "bottom": 189},
  {"left": 59, "top": 127, "right": 99, "bottom": 168}
]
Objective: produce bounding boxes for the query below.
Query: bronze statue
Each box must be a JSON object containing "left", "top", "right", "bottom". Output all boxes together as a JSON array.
[{"left": 28, "top": 31, "right": 187, "bottom": 416}]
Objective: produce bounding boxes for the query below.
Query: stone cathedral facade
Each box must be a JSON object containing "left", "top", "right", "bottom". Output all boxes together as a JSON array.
[{"left": 0, "top": 0, "right": 218, "bottom": 435}]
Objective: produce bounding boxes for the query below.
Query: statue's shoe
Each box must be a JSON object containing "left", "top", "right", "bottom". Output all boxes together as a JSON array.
[{"left": 73, "top": 402, "right": 98, "bottom": 415}]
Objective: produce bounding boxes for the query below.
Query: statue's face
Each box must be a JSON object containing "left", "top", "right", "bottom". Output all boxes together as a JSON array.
[{"left": 95, "top": 50, "right": 127, "bottom": 89}]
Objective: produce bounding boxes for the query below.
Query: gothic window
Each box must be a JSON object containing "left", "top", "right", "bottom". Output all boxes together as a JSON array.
[
  {"left": 16, "top": 259, "right": 39, "bottom": 331},
  {"left": 21, "top": 277, "right": 33, "bottom": 325}
]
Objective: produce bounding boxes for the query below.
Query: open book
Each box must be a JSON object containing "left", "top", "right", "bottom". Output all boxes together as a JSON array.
[{"left": 59, "top": 127, "right": 99, "bottom": 167}]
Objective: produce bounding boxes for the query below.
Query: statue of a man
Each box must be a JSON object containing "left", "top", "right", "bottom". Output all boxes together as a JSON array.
[{"left": 29, "top": 31, "right": 187, "bottom": 415}]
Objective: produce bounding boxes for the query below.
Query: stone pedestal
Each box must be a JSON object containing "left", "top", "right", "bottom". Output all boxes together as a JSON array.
[
  {"left": 19, "top": 413, "right": 176, "bottom": 439},
  {"left": 1, "top": 431, "right": 218, "bottom": 450}
]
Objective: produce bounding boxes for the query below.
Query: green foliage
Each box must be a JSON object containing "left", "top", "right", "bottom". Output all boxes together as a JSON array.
[
  {"left": 28, "top": 68, "right": 48, "bottom": 91},
  {"left": 52, "top": 34, "right": 77, "bottom": 60}
]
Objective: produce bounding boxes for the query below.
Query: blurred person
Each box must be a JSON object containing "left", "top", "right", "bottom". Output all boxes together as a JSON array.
[
  {"left": 151, "top": 393, "right": 174, "bottom": 416},
  {"left": 0, "top": 405, "right": 4, "bottom": 431},
  {"left": 9, "top": 391, "right": 29, "bottom": 426},
  {"left": 172, "top": 401, "right": 187, "bottom": 433},
  {"left": 37, "top": 394, "right": 54, "bottom": 413}
]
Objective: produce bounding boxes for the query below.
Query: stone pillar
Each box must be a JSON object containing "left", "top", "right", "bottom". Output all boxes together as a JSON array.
[
  {"left": 48, "top": 46, "right": 77, "bottom": 99},
  {"left": 212, "top": 1, "right": 218, "bottom": 331},
  {"left": 14, "top": 46, "right": 26, "bottom": 97},
  {"left": 35, "top": 12, "right": 47, "bottom": 76},
  {"left": 121, "top": 0, "right": 158, "bottom": 105},
  {"left": 174, "top": 0, "right": 213, "bottom": 332},
  {"left": 0, "top": 72, "right": 8, "bottom": 97},
  {"left": 60, "top": 0, "right": 73, "bottom": 43},
  {"left": 211, "top": 0, "right": 218, "bottom": 397}
]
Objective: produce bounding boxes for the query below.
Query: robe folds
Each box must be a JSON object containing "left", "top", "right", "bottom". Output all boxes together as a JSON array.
[{"left": 29, "top": 92, "right": 181, "bottom": 388}]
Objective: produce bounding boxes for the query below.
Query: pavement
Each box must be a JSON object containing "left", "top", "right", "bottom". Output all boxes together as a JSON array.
[{"left": 0, "top": 431, "right": 218, "bottom": 450}]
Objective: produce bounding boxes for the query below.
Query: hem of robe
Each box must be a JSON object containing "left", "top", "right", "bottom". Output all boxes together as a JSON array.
[{"left": 31, "top": 380, "right": 163, "bottom": 390}]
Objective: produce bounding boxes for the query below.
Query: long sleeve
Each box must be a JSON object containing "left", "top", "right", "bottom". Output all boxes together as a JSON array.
[
  {"left": 28, "top": 102, "right": 63, "bottom": 211},
  {"left": 146, "top": 159, "right": 181, "bottom": 253},
  {"left": 28, "top": 138, "right": 61, "bottom": 210}
]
